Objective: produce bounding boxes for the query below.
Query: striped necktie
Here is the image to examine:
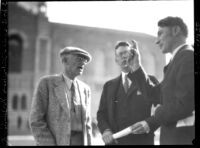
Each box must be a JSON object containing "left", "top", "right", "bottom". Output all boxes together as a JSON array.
[
  {"left": 71, "top": 82, "right": 76, "bottom": 113},
  {"left": 124, "top": 74, "right": 129, "bottom": 93}
]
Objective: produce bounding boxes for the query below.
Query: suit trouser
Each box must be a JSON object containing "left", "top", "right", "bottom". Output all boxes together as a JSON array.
[
  {"left": 70, "top": 131, "right": 83, "bottom": 145},
  {"left": 160, "top": 126, "right": 195, "bottom": 145}
]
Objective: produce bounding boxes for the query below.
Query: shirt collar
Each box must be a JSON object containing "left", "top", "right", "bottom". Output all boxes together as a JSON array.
[
  {"left": 121, "top": 71, "right": 128, "bottom": 77},
  {"left": 62, "top": 73, "right": 76, "bottom": 90},
  {"left": 171, "top": 43, "right": 187, "bottom": 60},
  {"left": 121, "top": 71, "right": 130, "bottom": 83}
]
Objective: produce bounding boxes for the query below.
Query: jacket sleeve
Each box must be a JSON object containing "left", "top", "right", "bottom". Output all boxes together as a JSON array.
[
  {"left": 146, "top": 51, "right": 194, "bottom": 132},
  {"left": 128, "top": 67, "right": 161, "bottom": 106},
  {"left": 148, "top": 75, "right": 161, "bottom": 106},
  {"left": 128, "top": 67, "right": 161, "bottom": 132},
  {"left": 97, "top": 83, "right": 111, "bottom": 134},
  {"left": 29, "top": 78, "right": 56, "bottom": 145}
]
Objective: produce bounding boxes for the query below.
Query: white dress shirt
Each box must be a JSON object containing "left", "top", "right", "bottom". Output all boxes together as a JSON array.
[
  {"left": 62, "top": 73, "right": 83, "bottom": 131},
  {"left": 121, "top": 71, "right": 132, "bottom": 89}
]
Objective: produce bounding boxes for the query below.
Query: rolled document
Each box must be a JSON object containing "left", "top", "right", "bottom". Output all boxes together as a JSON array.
[
  {"left": 112, "top": 126, "right": 132, "bottom": 139},
  {"left": 176, "top": 111, "right": 195, "bottom": 127}
]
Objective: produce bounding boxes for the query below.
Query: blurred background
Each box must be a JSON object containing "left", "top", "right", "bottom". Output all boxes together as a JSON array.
[{"left": 7, "top": 1, "right": 193, "bottom": 145}]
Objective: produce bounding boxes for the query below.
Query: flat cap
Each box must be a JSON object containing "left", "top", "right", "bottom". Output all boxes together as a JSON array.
[{"left": 59, "top": 46, "right": 92, "bottom": 63}]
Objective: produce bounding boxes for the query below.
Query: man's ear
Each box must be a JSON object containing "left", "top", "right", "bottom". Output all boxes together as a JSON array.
[{"left": 172, "top": 26, "right": 181, "bottom": 36}]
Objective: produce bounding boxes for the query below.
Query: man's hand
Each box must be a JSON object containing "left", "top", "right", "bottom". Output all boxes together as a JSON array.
[
  {"left": 102, "top": 129, "right": 115, "bottom": 145},
  {"left": 131, "top": 121, "right": 150, "bottom": 134},
  {"left": 128, "top": 40, "right": 141, "bottom": 72}
]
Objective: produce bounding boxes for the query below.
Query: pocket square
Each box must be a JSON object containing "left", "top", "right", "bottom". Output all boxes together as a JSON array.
[{"left": 137, "top": 90, "right": 142, "bottom": 95}]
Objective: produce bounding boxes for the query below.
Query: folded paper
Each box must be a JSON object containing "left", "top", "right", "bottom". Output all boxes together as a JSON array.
[{"left": 176, "top": 111, "right": 195, "bottom": 127}]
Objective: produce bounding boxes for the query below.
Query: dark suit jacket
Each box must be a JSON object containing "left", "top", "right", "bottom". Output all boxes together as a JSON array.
[
  {"left": 128, "top": 45, "right": 194, "bottom": 144},
  {"left": 97, "top": 73, "right": 159, "bottom": 145}
]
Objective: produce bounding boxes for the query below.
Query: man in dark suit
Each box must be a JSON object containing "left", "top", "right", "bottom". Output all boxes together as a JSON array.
[
  {"left": 129, "top": 16, "right": 194, "bottom": 145},
  {"left": 97, "top": 41, "right": 160, "bottom": 145}
]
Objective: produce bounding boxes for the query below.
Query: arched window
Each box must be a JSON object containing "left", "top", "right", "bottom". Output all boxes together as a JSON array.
[
  {"left": 9, "top": 34, "right": 23, "bottom": 73},
  {"left": 21, "top": 94, "right": 27, "bottom": 110},
  {"left": 17, "top": 116, "right": 22, "bottom": 129},
  {"left": 27, "top": 120, "right": 30, "bottom": 129},
  {"left": 12, "top": 95, "right": 18, "bottom": 110}
]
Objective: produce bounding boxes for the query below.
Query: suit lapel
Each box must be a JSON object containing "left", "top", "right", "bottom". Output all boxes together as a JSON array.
[
  {"left": 127, "top": 78, "right": 138, "bottom": 97},
  {"left": 163, "top": 61, "right": 172, "bottom": 74},
  {"left": 76, "top": 80, "right": 86, "bottom": 123},
  {"left": 172, "top": 44, "right": 191, "bottom": 63},
  {"left": 110, "top": 76, "right": 121, "bottom": 103},
  {"left": 164, "top": 45, "right": 189, "bottom": 75},
  {"left": 108, "top": 76, "right": 121, "bottom": 131},
  {"left": 54, "top": 74, "right": 70, "bottom": 115}
]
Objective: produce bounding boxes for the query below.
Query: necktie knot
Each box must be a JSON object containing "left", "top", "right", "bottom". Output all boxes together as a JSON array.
[
  {"left": 71, "top": 81, "right": 75, "bottom": 91},
  {"left": 164, "top": 60, "right": 172, "bottom": 74}
]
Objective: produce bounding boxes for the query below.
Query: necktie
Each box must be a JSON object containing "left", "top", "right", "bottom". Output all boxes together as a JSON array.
[
  {"left": 124, "top": 74, "right": 129, "bottom": 93},
  {"left": 71, "top": 82, "right": 76, "bottom": 113}
]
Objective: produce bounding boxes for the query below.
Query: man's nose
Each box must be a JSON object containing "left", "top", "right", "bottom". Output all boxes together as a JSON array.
[
  {"left": 81, "top": 61, "right": 87, "bottom": 65},
  {"left": 122, "top": 53, "right": 129, "bottom": 58},
  {"left": 122, "top": 54, "right": 127, "bottom": 59}
]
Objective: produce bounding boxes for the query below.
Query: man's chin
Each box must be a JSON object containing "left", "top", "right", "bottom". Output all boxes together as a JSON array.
[
  {"left": 161, "top": 47, "right": 170, "bottom": 54},
  {"left": 121, "top": 66, "right": 130, "bottom": 72}
]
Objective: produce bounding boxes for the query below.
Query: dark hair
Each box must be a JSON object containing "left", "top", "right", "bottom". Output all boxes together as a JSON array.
[
  {"left": 158, "top": 16, "right": 188, "bottom": 37},
  {"left": 115, "top": 41, "right": 130, "bottom": 50}
]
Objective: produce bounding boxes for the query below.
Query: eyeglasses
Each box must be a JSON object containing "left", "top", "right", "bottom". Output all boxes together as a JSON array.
[
  {"left": 116, "top": 51, "right": 130, "bottom": 58},
  {"left": 76, "top": 55, "right": 87, "bottom": 63}
]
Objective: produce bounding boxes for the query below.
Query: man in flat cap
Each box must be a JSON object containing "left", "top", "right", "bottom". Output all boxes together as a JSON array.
[{"left": 29, "top": 46, "right": 93, "bottom": 145}]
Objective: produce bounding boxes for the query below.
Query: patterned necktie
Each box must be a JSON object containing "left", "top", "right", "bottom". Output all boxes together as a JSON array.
[
  {"left": 124, "top": 74, "right": 129, "bottom": 93},
  {"left": 71, "top": 82, "right": 76, "bottom": 113}
]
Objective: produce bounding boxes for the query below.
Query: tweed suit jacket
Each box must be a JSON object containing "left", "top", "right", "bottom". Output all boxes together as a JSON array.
[
  {"left": 29, "top": 74, "right": 92, "bottom": 145},
  {"left": 129, "top": 45, "right": 194, "bottom": 144}
]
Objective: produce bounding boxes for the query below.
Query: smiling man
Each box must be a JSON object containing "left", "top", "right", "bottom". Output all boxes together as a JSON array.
[
  {"left": 129, "top": 16, "right": 194, "bottom": 145},
  {"left": 29, "top": 46, "right": 93, "bottom": 145}
]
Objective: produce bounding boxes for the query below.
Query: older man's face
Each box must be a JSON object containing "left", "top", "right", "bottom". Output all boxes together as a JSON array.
[{"left": 63, "top": 54, "right": 87, "bottom": 79}]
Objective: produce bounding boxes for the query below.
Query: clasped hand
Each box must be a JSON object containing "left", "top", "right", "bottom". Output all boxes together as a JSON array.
[
  {"left": 131, "top": 121, "right": 150, "bottom": 134},
  {"left": 102, "top": 130, "right": 118, "bottom": 145}
]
